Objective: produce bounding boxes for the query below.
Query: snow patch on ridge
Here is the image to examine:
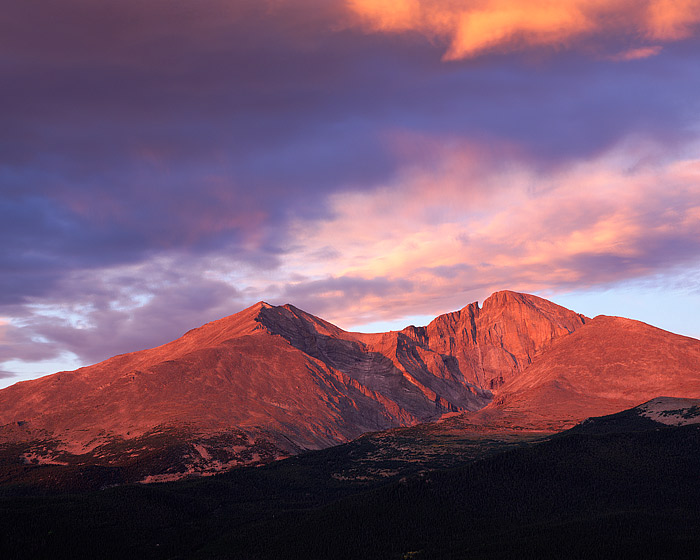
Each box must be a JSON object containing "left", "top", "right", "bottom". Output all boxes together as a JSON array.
[
  {"left": 20, "top": 451, "right": 69, "bottom": 466},
  {"left": 637, "top": 396, "right": 700, "bottom": 426}
]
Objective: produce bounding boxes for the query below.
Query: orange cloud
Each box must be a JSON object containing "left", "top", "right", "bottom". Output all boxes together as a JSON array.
[
  {"left": 447, "top": 1, "right": 592, "bottom": 59},
  {"left": 347, "top": 0, "right": 700, "bottom": 59},
  {"left": 647, "top": 0, "right": 700, "bottom": 40}
]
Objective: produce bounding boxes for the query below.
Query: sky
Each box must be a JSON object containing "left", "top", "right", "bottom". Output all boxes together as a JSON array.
[{"left": 2, "top": 0, "right": 700, "bottom": 388}]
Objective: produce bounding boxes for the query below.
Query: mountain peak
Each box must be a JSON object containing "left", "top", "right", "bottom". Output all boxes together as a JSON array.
[
  {"left": 481, "top": 289, "right": 528, "bottom": 307},
  {"left": 397, "top": 291, "right": 587, "bottom": 392},
  {"left": 481, "top": 290, "right": 573, "bottom": 314}
]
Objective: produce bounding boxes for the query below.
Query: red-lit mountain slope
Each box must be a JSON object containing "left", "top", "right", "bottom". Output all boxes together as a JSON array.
[
  {"left": 0, "top": 291, "right": 584, "bottom": 479},
  {"left": 467, "top": 315, "right": 700, "bottom": 432}
]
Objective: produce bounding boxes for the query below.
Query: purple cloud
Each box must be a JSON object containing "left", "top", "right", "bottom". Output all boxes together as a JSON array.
[{"left": 2, "top": 0, "right": 700, "bottom": 382}]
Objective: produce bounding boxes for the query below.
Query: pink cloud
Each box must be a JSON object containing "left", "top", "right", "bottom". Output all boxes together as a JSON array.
[
  {"left": 284, "top": 137, "right": 700, "bottom": 327},
  {"left": 4, "top": 142, "right": 699, "bottom": 378},
  {"left": 607, "top": 45, "right": 664, "bottom": 61}
]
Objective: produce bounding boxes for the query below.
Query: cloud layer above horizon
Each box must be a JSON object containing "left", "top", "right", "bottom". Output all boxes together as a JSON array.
[{"left": 2, "top": 0, "right": 700, "bottom": 386}]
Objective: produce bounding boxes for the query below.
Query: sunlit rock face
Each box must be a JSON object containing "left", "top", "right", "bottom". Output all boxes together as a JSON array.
[{"left": 399, "top": 290, "right": 587, "bottom": 391}]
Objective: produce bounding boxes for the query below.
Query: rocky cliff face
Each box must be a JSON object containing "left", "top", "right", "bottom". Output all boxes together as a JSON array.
[
  {"left": 400, "top": 290, "right": 587, "bottom": 390},
  {"left": 252, "top": 291, "right": 586, "bottom": 418}
]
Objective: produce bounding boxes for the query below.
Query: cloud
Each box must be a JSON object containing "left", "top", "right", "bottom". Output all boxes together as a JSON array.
[
  {"left": 647, "top": 0, "right": 700, "bottom": 40},
  {"left": 280, "top": 275, "right": 418, "bottom": 327},
  {"left": 0, "top": 255, "right": 249, "bottom": 367},
  {"left": 607, "top": 45, "right": 664, "bottom": 61},
  {"left": 284, "top": 138, "right": 700, "bottom": 326},
  {"left": 347, "top": 0, "right": 700, "bottom": 60},
  {"left": 3, "top": 141, "right": 700, "bottom": 373},
  {"left": 2, "top": 0, "right": 700, "bottom": 380}
]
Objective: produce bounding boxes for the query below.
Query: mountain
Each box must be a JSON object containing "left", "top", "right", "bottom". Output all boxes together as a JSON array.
[
  {"left": 2, "top": 290, "right": 700, "bottom": 485},
  {"left": 0, "top": 291, "right": 585, "bottom": 481},
  {"left": 4, "top": 315, "right": 700, "bottom": 557}
]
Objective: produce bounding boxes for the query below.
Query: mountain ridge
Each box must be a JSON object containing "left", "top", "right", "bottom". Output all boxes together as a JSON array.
[{"left": 1, "top": 290, "right": 698, "bottom": 483}]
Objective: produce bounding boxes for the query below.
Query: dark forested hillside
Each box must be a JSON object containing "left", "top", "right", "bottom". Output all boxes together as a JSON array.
[{"left": 2, "top": 422, "right": 700, "bottom": 559}]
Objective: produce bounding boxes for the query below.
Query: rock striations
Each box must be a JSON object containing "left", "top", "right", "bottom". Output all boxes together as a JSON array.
[{"left": 0, "top": 290, "right": 699, "bottom": 482}]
